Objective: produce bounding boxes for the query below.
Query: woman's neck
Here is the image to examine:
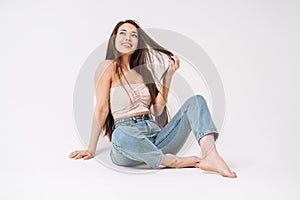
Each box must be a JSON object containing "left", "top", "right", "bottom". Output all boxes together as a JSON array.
[{"left": 120, "top": 54, "right": 131, "bottom": 71}]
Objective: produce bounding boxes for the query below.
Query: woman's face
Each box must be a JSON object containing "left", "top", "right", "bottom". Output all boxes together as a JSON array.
[{"left": 115, "top": 23, "right": 139, "bottom": 55}]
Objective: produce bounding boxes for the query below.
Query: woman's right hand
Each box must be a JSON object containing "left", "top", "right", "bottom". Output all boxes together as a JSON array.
[{"left": 69, "top": 149, "right": 94, "bottom": 160}]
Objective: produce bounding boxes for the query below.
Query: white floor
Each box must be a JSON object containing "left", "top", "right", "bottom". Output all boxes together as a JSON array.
[{"left": 1, "top": 1, "right": 300, "bottom": 200}]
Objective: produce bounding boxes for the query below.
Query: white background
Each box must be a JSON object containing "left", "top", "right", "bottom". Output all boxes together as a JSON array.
[{"left": 1, "top": 0, "right": 299, "bottom": 199}]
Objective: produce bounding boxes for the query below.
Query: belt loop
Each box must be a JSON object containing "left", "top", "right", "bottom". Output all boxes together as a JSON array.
[{"left": 132, "top": 116, "right": 137, "bottom": 123}]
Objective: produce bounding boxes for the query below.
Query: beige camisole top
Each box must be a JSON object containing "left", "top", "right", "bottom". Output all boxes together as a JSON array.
[{"left": 110, "top": 83, "right": 151, "bottom": 120}]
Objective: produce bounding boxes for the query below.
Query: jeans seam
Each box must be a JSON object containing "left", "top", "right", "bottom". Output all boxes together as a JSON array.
[
  {"left": 112, "top": 143, "right": 162, "bottom": 168},
  {"left": 155, "top": 109, "right": 188, "bottom": 146}
]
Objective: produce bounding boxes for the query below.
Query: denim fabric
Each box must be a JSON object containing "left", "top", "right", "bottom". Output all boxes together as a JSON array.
[{"left": 110, "top": 95, "right": 218, "bottom": 168}]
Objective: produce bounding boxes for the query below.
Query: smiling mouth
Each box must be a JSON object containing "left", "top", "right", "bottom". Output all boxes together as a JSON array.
[{"left": 121, "top": 42, "right": 133, "bottom": 48}]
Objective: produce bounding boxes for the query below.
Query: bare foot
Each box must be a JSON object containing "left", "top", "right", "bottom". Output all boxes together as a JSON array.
[{"left": 196, "top": 150, "right": 237, "bottom": 178}]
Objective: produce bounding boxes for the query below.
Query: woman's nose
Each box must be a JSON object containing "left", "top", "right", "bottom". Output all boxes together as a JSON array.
[{"left": 125, "top": 33, "right": 131, "bottom": 41}]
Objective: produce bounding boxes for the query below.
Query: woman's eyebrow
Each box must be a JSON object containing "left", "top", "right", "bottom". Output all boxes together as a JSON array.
[{"left": 119, "top": 29, "right": 137, "bottom": 34}]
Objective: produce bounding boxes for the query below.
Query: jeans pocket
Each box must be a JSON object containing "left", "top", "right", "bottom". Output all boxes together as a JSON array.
[{"left": 147, "top": 120, "right": 161, "bottom": 133}]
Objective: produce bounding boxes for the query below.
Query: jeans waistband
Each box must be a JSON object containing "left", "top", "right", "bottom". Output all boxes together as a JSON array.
[{"left": 114, "top": 114, "right": 153, "bottom": 126}]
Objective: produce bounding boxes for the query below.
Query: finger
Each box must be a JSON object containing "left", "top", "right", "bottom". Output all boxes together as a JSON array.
[
  {"left": 70, "top": 150, "right": 79, "bottom": 155},
  {"left": 168, "top": 61, "right": 175, "bottom": 69},
  {"left": 83, "top": 155, "right": 90, "bottom": 160},
  {"left": 83, "top": 156, "right": 88, "bottom": 160},
  {"left": 69, "top": 151, "right": 75, "bottom": 157},
  {"left": 69, "top": 154, "right": 75, "bottom": 158},
  {"left": 170, "top": 56, "right": 180, "bottom": 69},
  {"left": 174, "top": 56, "right": 180, "bottom": 67},
  {"left": 75, "top": 153, "right": 82, "bottom": 159},
  {"left": 69, "top": 151, "right": 80, "bottom": 158},
  {"left": 169, "top": 55, "right": 177, "bottom": 64},
  {"left": 69, "top": 152, "right": 78, "bottom": 158},
  {"left": 171, "top": 55, "right": 179, "bottom": 61}
]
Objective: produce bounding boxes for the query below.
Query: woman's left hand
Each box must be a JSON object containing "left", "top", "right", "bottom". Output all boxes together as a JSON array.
[{"left": 167, "top": 55, "right": 180, "bottom": 76}]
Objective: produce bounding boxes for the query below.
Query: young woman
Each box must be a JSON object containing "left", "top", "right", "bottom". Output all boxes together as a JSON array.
[{"left": 69, "top": 19, "right": 237, "bottom": 178}]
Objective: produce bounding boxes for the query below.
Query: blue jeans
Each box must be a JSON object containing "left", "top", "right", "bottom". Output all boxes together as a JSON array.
[{"left": 110, "top": 95, "right": 219, "bottom": 168}]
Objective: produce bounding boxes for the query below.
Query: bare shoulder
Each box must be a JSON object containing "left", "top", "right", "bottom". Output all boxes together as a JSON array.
[
  {"left": 100, "top": 60, "right": 116, "bottom": 71},
  {"left": 94, "top": 60, "right": 116, "bottom": 86}
]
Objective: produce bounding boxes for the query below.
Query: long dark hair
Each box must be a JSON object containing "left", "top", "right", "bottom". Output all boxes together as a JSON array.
[{"left": 103, "top": 19, "right": 174, "bottom": 141}]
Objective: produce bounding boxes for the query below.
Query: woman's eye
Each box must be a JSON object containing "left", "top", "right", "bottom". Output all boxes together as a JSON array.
[
  {"left": 119, "top": 32, "right": 125, "bottom": 35},
  {"left": 132, "top": 34, "right": 138, "bottom": 38}
]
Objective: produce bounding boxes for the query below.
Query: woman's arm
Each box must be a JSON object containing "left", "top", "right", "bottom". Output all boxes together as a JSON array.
[
  {"left": 150, "top": 55, "right": 180, "bottom": 116},
  {"left": 69, "top": 60, "right": 114, "bottom": 159},
  {"left": 87, "top": 60, "right": 114, "bottom": 154}
]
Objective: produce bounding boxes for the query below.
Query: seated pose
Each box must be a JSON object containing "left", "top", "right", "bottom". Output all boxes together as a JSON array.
[{"left": 69, "top": 19, "right": 237, "bottom": 178}]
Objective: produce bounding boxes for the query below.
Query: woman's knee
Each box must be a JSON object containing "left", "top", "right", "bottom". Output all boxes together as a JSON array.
[{"left": 189, "top": 94, "right": 207, "bottom": 105}]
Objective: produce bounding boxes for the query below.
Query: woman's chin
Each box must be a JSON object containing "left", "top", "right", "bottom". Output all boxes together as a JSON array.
[
  {"left": 116, "top": 48, "right": 135, "bottom": 55},
  {"left": 118, "top": 51, "right": 134, "bottom": 56}
]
